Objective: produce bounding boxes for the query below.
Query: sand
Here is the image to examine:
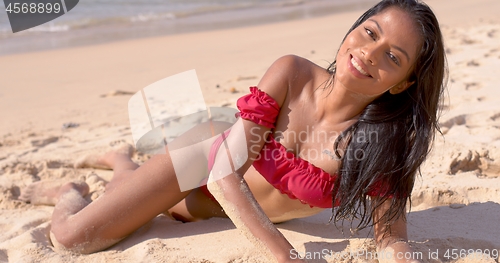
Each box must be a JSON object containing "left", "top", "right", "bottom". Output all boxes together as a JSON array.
[{"left": 1, "top": 0, "right": 500, "bottom": 262}]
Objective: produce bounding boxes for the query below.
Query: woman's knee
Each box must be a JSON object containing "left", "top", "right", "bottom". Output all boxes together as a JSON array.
[
  {"left": 50, "top": 225, "right": 119, "bottom": 254},
  {"left": 50, "top": 223, "right": 89, "bottom": 253}
]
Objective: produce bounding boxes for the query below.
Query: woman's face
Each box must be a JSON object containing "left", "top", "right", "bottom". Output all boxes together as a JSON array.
[{"left": 335, "top": 7, "right": 421, "bottom": 98}]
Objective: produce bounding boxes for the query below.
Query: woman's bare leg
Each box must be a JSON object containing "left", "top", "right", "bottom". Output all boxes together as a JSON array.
[
  {"left": 19, "top": 143, "right": 137, "bottom": 206},
  {"left": 49, "top": 149, "right": 198, "bottom": 253},
  {"left": 21, "top": 144, "right": 205, "bottom": 253},
  {"left": 20, "top": 121, "right": 233, "bottom": 253}
]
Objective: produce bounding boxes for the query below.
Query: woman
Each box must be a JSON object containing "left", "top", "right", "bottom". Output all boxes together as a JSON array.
[{"left": 20, "top": 0, "right": 446, "bottom": 262}]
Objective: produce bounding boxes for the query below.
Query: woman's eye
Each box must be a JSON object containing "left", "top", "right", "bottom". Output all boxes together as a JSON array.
[
  {"left": 365, "top": 27, "right": 375, "bottom": 40},
  {"left": 388, "top": 53, "right": 399, "bottom": 65}
]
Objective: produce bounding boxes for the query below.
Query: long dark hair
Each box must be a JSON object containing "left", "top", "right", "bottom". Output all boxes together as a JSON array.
[{"left": 328, "top": 0, "right": 447, "bottom": 233}]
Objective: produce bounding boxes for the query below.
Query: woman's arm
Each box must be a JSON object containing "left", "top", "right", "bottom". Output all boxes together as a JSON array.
[
  {"left": 207, "top": 165, "right": 298, "bottom": 262},
  {"left": 372, "top": 197, "right": 422, "bottom": 263},
  {"left": 207, "top": 55, "right": 306, "bottom": 263}
]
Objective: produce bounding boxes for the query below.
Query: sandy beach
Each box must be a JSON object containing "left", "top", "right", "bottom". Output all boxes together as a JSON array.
[{"left": 1, "top": 0, "right": 500, "bottom": 262}]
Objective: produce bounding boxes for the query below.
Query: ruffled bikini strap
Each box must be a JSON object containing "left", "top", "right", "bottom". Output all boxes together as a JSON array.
[{"left": 235, "top": 86, "right": 280, "bottom": 129}]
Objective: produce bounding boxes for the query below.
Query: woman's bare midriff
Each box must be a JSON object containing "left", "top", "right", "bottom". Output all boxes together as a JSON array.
[
  {"left": 242, "top": 166, "right": 325, "bottom": 223},
  {"left": 169, "top": 165, "right": 325, "bottom": 223}
]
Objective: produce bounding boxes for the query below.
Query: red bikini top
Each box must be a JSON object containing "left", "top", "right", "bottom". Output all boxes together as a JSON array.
[{"left": 237, "top": 87, "right": 390, "bottom": 208}]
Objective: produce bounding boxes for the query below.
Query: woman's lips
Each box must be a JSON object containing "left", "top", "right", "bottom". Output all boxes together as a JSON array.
[{"left": 348, "top": 55, "right": 372, "bottom": 78}]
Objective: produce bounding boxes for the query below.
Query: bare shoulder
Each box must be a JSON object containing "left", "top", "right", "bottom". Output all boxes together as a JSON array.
[
  {"left": 271, "top": 55, "right": 327, "bottom": 80},
  {"left": 257, "top": 55, "right": 330, "bottom": 106}
]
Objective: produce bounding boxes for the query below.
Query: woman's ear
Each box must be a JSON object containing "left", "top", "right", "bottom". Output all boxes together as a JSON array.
[{"left": 389, "top": 80, "right": 415, "bottom": 94}]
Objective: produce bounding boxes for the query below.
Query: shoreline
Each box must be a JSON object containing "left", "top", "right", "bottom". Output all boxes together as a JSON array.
[{"left": 0, "top": 0, "right": 378, "bottom": 56}]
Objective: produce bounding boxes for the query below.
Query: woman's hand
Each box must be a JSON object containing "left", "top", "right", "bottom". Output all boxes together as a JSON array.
[
  {"left": 376, "top": 238, "right": 422, "bottom": 263},
  {"left": 372, "top": 197, "right": 422, "bottom": 263},
  {"left": 207, "top": 173, "right": 298, "bottom": 263}
]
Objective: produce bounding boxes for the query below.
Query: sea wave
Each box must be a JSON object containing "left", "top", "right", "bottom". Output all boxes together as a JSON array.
[{"left": 0, "top": 2, "right": 255, "bottom": 34}]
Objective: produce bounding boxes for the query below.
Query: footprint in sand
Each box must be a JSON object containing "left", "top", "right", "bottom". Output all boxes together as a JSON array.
[
  {"left": 100, "top": 90, "right": 135, "bottom": 98},
  {"left": 449, "top": 150, "right": 483, "bottom": 175},
  {"left": 449, "top": 149, "right": 500, "bottom": 178},
  {"left": 465, "top": 82, "right": 481, "bottom": 90},
  {"left": 466, "top": 60, "right": 481, "bottom": 67},
  {"left": 411, "top": 187, "right": 467, "bottom": 208},
  {"left": 236, "top": 75, "right": 258, "bottom": 81},
  {"left": 481, "top": 148, "right": 500, "bottom": 178},
  {"left": 487, "top": 29, "right": 498, "bottom": 38},
  {"left": 3, "top": 162, "right": 38, "bottom": 176},
  {"left": 30, "top": 136, "right": 58, "bottom": 147},
  {"left": 440, "top": 114, "right": 466, "bottom": 129},
  {"left": 441, "top": 111, "right": 500, "bottom": 130},
  {"left": 490, "top": 112, "right": 500, "bottom": 121},
  {"left": 461, "top": 37, "right": 477, "bottom": 45},
  {"left": 484, "top": 48, "right": 499, "bottom": 57}
]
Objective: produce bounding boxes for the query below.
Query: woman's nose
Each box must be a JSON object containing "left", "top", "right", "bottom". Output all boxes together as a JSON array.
[
  {"left": 361, "top": 44, "right": 381, "bottom": 66},
  {"left": 361, "top": 50, "right": 374, "bottom": 65}
]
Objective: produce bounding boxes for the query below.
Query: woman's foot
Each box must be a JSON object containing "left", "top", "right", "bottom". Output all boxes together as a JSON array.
[
  {"left": 19, "top": 181, "right": 89, "bottom": 206},
  {"left": 74, "top": 143, "right": 135, "bottom": 170}
]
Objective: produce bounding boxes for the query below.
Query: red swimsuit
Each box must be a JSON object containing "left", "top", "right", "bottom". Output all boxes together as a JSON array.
[{"left": 203, "top": 87, "right": 388, "bottom": 208}]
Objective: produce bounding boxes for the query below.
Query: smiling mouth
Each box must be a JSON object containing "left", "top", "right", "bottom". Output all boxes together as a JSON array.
[{"left": 350, "top": 56, "right": 372, "bottom": 77}]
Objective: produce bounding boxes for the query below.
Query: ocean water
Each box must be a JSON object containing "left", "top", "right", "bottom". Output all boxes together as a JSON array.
[{"left": 0, "top": 0, "right": 378, "bottom": 55}]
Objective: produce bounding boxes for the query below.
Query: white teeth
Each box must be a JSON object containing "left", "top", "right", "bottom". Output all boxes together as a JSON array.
[{"left": 351, "top": 57, "right": 370, "bottom": 76}]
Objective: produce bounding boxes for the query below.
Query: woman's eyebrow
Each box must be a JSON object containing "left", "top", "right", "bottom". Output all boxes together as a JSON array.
[
  {"left": 368, "top": 19, "right": 384, "bottom": 35},
  {"left": 368, "top": 18, "right": 410, "bottom": 63}
]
